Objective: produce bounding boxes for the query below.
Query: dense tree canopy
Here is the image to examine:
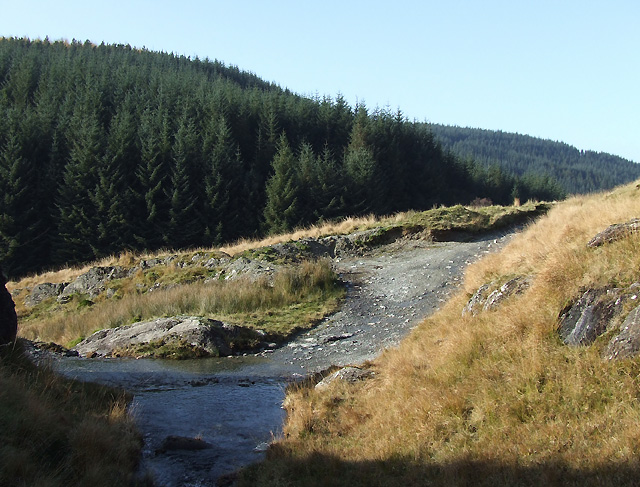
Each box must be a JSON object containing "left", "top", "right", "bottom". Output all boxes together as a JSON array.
[
  {"left": 0, "top": 37, "right": 565, "bottom": 278},
  {"left": 428, "top": 124, "right": 640, "bottom": 195}
]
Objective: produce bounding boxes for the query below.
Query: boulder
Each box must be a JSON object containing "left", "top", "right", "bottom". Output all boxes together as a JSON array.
[
  {"left": 72, "top": 316, "right": 253, "bottom": 358},
  {"left": 587, "top": 219, "right": 640, "bottom": 248},
  {"left": 156, "top": 435, "right": 212, "bottom": 454},
  {"left": 0, "top": 267, "right": 18, "bottom": 345},
  {"left": 604, "top": 305, "right": 640, "bottom": 360},
  {"left": 558, "top": 288, "right": 627, "bottom": 346},
  {"left": 463, "top": 276, "right": 531, "bottom": 315},
  {"left": 315, "top": 366, "right": 374, "bottom": 390},
  {"left": 25, "top": 282, "right": 66, "bottom": 307},
  {"left": 59, "top": 266, "right": 128, "bottom": 300}
]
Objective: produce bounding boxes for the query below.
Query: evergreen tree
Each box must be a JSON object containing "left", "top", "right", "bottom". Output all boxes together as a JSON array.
[
  {"left": 263, "top": 134, "right": 301, "bottom": 234},
  {"left": 93, "top": 100, "right": 138, "bottom": 256},
  {"left": 164, "top": 113, "right": 200, "bottom": 248},
  {"left": 343, "top": 107, "right": 380, "bottom": 215},
  {"left": 54, "top": 97, "right": 104, "bottom": 265},
  {"left": 0, "top": 119, "right": 47, "bottom": 277},
  {"left": 202, "top": 115, "right": 243, "bottom": 244},
  {"left": 134, "top": 106, "right": 172, "bottom": 250}
]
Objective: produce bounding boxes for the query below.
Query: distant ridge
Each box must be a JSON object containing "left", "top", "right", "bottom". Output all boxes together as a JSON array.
[{"left": 428, "top": 123, "right": 640, "bottom": 194}]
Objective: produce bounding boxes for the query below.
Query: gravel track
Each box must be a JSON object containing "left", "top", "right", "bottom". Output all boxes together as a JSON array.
[{"left": 262, "top": 230, "right": 515, "bottom": 373}]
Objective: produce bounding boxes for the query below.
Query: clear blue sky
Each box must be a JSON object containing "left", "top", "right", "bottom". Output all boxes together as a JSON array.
[{"left": 2, "top": 0, "right": 639, "bottom": 162}]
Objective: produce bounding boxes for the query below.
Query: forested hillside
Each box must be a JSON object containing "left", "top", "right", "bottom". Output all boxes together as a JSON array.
[
  {"left": 0, "top": 37, "right": 563, "bottom": 278},
  {"left": 428, "top": 123, "right": 640, "bottom": 194}
]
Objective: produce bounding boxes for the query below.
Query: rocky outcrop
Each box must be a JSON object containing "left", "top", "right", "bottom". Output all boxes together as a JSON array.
[
  {"left": 603, "top": 305, "right": 640, "bottom": 360},
  {"left": 315, "top": 366, "right": 374, "bottom": 390},
  {"left": 73, "top": 316, "right": 263, "bottom": 358},
  {"left": 25, "top": 282, "right": 67, "bottom": 307},
  {"left": 0, "top": 266, "right": 18, "bottom": 345},
  {"left": 587, "top": 219, "right": 640, "bottom": 248},
  {"left": 558, "top": 288, "right": 628, "bottom": 346},
  {"left": 463, "top": 276, "right": 532, "bottom": 316},
  {"left": 58, "top": 266, "right": 128, "bottom": 301}
]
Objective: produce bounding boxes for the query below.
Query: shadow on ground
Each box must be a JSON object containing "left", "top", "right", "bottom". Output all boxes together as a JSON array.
[{"left": 238, "top": 449, "right": 640, "bottom": 487}]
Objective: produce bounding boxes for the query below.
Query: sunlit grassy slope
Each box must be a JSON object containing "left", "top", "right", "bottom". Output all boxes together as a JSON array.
[
  {"left": 10, "top": 203, "right": 546, "bottom": 348},
  {"left": 240, "top": 181, "right": 640, "bottom": 486}
]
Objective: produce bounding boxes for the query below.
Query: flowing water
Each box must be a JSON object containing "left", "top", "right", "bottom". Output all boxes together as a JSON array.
[{"left": 56, "top": 356, "right": 302, "bottom": 486}]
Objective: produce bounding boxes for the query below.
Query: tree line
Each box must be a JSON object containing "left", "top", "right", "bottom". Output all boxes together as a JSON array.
[
  {"left": 427, "top": 124, "right": 640, "bottom": 195},
  {"left": 0, "top": 37, "right": 564, "bottom": 278}
]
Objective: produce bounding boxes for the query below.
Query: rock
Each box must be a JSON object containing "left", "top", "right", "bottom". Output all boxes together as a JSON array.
[
  {"left": 587, "top": 219, "right": 640, "bottom": 248},
  {"left": 72, "top": 316, "right": 253, "bottom": 358},
  {"left": 604, "top": 305, "right": 640, "bottom": 360},
  {"left": 463, "top": 283, "right": 491, "bottom": 315},
  {"left": 0, "top": 267, "right": 18, "bottom": 345},
  {"left": 558, "top": 288, "right": 627, "bottom": 346},
  {"left": 483, "top": 276, "right": 532, "bottom": 312},
  {"left": 156, "top": 435, "right": 212, "bottom": 454},
  {"left": 59, "top": 266, "right": 128, "bottom": 300},
  {"left": 315, "top": 366, "right": 374, "bottom": 390},
  {"left": 223, "top": 257, "right": 275, "bottom": 282},
  {"left": 25, "top": 282, "right": 66, "bottom": 307},
  {"left": 463, "top": 276, "right": 531, "bottom": 315}
]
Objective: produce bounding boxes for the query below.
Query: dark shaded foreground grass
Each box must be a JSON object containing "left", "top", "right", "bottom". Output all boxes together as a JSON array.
[
  {"left": 241, "top": 450, "right": 640, "bottom": 487},
  {"left": 0, "top": 341, "right": 148, "bottom": 487}
]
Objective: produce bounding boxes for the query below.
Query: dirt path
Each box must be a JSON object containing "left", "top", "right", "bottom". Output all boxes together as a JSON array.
[{"left": 262, "top": 230, "right": 515, "bottom": 373}]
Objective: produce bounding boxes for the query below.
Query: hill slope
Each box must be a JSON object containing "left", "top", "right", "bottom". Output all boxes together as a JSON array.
[
  {"left": 0, "top": 37, "right": 562, "bottom": 278},
  {"left": 428, "top": 123, "right": 640, "bottom": 195},
  {"left": 241, "top": 180, "right": 640, "bottom": 486}
]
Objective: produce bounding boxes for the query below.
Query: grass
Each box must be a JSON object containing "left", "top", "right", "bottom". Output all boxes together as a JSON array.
[
  {"left": 0, "top": 342, "right": 146, "bottom": 487},
  {"left": 18, "top": 260, "right": 344, "bottom": 348},
  {"left": 239, "top": 181, "right": 640, "bottom": 486}
]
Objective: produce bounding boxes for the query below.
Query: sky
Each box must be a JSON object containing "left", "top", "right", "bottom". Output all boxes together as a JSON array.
[{"left": 2, "top": 0, "right": 639, "bottom": 162}]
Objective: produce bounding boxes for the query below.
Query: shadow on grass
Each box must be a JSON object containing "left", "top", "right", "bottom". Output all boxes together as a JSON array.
[{"left": 239, "top": 448, "right": 640, "bottom": 487}]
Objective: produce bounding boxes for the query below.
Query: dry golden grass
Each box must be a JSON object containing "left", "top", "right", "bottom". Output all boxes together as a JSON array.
[
  {"left": 0, "top": 343, "right": 145, "bottom": 487},
  {"left": 19, "top": 260, "right": 342, "bottom": 346},
  {"left": 240, "top": 181, "right": 640, "bottom": 486}
]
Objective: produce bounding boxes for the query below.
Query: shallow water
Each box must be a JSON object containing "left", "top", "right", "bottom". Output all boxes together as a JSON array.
[{"left": 56, "top": 356, "right": 300, "bottom": 486}]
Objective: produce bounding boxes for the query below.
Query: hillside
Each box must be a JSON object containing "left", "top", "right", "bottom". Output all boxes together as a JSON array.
[
  {"left": 428, "top": 123, "right": 640, "bottom": 195},
  {"left": 0, "top": 37, "right": 563, "bottom": 279},
  {"left": 240, "top": 180, "right": 640, "bottom": 486}
]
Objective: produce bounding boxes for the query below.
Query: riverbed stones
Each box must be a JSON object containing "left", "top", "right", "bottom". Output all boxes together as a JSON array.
[
  {"left": 156, "top": 435, "right": 213, "bottom": 454},
  {"left": 0, "top": 266, "right": 18, "bottom": 345}
]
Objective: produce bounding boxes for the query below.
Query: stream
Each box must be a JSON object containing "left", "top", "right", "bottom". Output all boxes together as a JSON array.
[
  {"left": 56, "top": 355, "right": 301, "bottom": 486},
  {"left": 54, "top": 232, "right": 514, "bottom": 486}
]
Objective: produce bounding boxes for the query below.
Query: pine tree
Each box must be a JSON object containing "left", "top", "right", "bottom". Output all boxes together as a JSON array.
[
  {"left": 343, "top": 106, "right": 380, "bottom": 215},
  {"left": 263, "top": 134, "right": 301, "bottom": 234},
  {"left": 164, "top": 113, "right": 200, "bottom": 248},
  {"left": 54, "top": 97, "right": 104, "bottom": 265},
  {"left": 134, "top": 106, "right": 172, "bottom": 250},
  {"left": 0, "top": 117, "right": 47, "bottom": 277},
  {"left": 202, "top": 115, "right": 244, "bottom": 244},
  {"left": 93, "top": 100, "right": 138, "bottom": 256}
]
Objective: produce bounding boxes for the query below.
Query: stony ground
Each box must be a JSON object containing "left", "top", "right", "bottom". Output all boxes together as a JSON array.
[{"left": 259, "top": 230, "right": 515, "bottom": 373}]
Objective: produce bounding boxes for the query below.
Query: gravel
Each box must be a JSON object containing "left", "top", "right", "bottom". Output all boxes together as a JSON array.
[{"left": 260, "top": 230, "right": 515, "bottom": 373}]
